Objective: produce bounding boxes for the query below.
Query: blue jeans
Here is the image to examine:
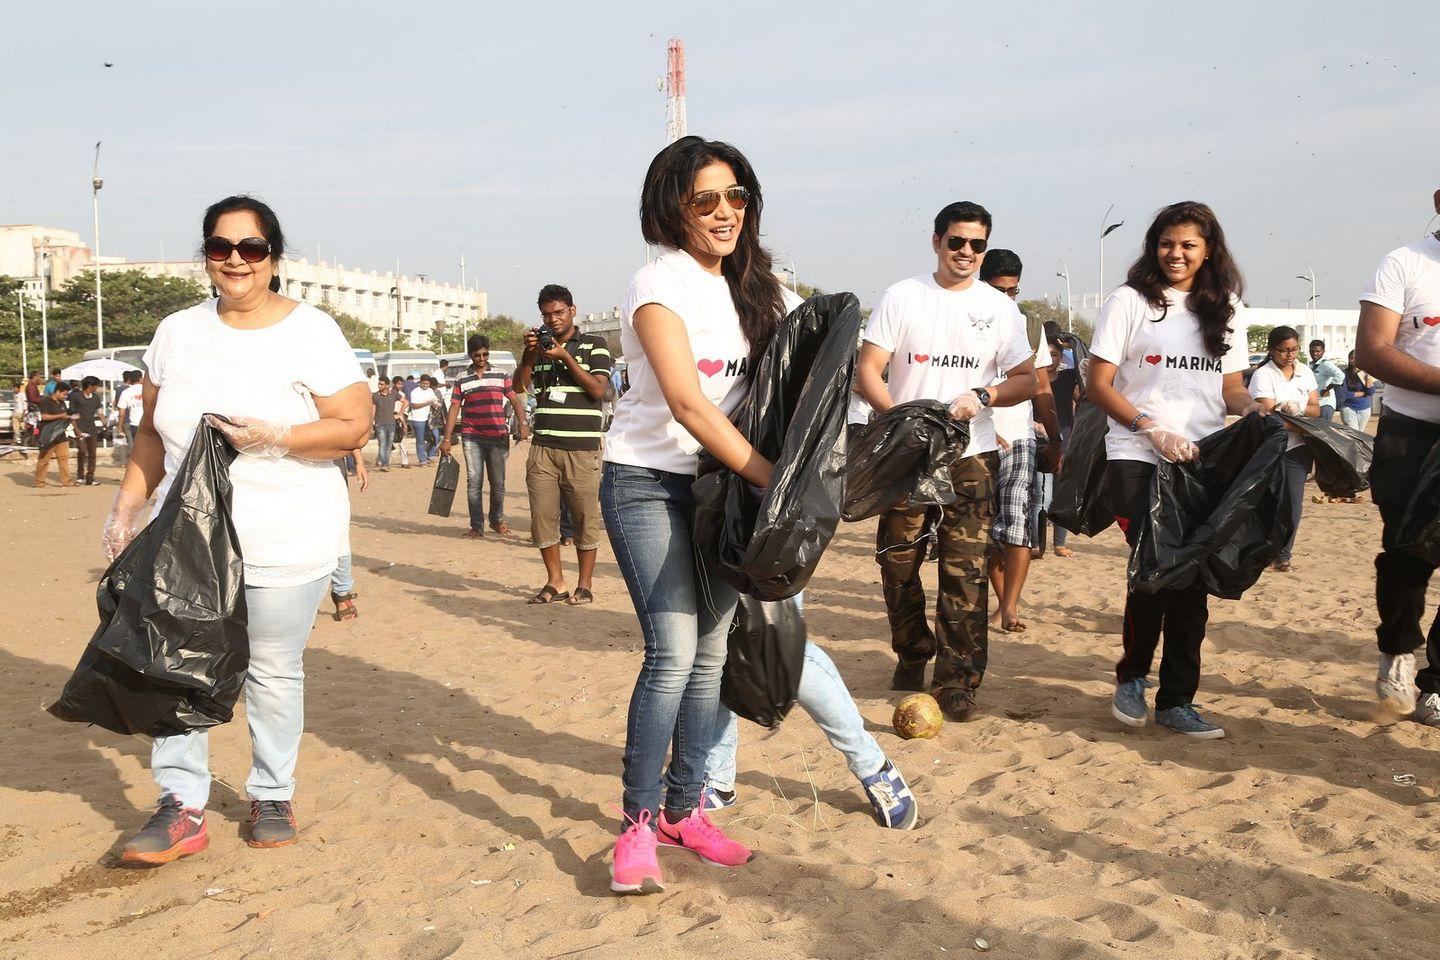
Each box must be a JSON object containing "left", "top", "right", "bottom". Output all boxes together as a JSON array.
[
  {"left": 331, "top": 554, "right": 354, "bottom": 594},
  {"left": 462, "top": 436, "right": 508, "bottom": 530},
  {"left": 150, "top": 575, "right": 329, "bottom": 808},
  {"left": 1340, "top": 406, "right": 1372, "bottom": 433},
  {"left": 602, "top": 462, "right": 738, "bottom": 822},
  {"left": 412, "top": 420, "right": 438, "bottom": 464},
  {"left": 706, "top": 638, "right": 886, "bottom": 791},
  {"left": 374, "top": 423, "right": 394, "bottom": 468}
]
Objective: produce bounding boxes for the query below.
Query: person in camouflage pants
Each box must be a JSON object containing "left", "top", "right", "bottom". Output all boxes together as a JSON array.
[{"left": 876, "top": 452, "right": 998, "bottom": 718}]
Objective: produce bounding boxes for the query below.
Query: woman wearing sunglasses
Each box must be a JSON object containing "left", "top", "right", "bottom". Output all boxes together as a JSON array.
[
  {"left": 601, "top": 137, "right": 796, "bottom": 894},
  {"left": 1248, "top": 325, "right": 1320, "bottom": 571},
  {"left": 1086, "top": 201, "right": 1256, "bottom": 741},
  {"left": 103, "top": 195, "right": 372, "bottom": 864}
]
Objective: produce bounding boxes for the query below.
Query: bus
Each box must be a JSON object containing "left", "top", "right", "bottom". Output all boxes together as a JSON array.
[
  {"left": 81, "top": 346, "right": 150, "bottom": 375},
  {"left": 439, "top": 350, "right": 517, "bottom": 377},
  {"left": 353, "top": 348, "right": 376, "bottom": 379}
]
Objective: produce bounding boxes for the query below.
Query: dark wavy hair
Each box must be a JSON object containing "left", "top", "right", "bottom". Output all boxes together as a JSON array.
[
  {"left": 1124, "top": 201, "right": 1243, "bottom": 358},
  {"left": 202, "top": 195, "right": 286, "bottom": 293},
  {"left": 639, "top": 136, "right": 785, "bottom": 363}
]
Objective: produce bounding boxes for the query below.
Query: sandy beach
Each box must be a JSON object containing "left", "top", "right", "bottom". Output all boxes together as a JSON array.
[{"left": 2, "top": 440, "right": 1438, "bottom": 960}]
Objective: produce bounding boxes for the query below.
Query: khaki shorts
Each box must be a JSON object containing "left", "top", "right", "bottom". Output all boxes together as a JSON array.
[{"left": 526, "top": 444, "right": 603, "bottom": 550}]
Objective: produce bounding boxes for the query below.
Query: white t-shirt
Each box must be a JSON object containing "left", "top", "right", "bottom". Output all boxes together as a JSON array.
[
  {"left": 117, "top": 386, "right": 145, "bottom": 427},
  {"left": 1360, "top": 233, "right": 1440, "bottom": 423},
  {"left": 431, "top": 366, "right": 448, "bottom": 385},
  {"left": 407, "top": 387, "right": 438, "bottom": 422},
  {"left": 1248, "top": 361, "right": 1318, "bottom": 451},
  {"left": 605, "top": 246, "right": 802, "bottom": 475},
  {"left": 991, "top": 328, "right": 1050, "bottom": 445},
  {"left": 864, "top": 274, "right": 1033, "bottom": 458},
  {"left": 1091, "top": 285, "right": 1250, "bottom": 464},
  {"left": 144, "top": 300, "right": 364, "bottom": 586}
]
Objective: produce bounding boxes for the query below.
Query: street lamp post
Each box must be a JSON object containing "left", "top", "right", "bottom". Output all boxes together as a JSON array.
[
  {"left": 92, "top": 141, "right": 104, "bottom": 350},
  {"left": 1296, "top": 267, "right": 1319, "bottom": 340},
  {"left": 388, "top": 285, "right": 400, "bottom": 352},
  {"left": 39, "top": 251, "right": 50, "bottom": 376},
  {"left": 1056, "top": 266, "right": 1072, "bottom": 332},
  {"left": 1099, "top": 204, "right": 1124, "bottom": 308},
  {"left": 16, "top": 292, "right": 27, "bottom": 380},
  {"left": 459, "top": 249, "right": 468, "bottom": 347}
]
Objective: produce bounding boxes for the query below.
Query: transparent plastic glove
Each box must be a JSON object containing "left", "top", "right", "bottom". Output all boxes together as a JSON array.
[
  {"left": 206, "top": 414, "right": 291, "bottom": 459},
  {"left": 1142, "top": 424, "right": 1200, "bottom": 463},
  {"left": 948, "top": 392, "right": 983, "bottom": 421},
  {"left": 1275, "top": 400, "right": 1302, "bottom": 415},
  {"left": 102, "top": 488, "right": 150, "bottom": 561}
]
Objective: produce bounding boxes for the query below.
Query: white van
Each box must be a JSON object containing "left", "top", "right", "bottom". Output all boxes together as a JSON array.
[{"left": 375, "top": 350, "right": 439, "bottom": 382}]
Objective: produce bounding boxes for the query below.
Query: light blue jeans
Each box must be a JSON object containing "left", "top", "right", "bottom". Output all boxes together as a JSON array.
[
  {"left": 706, "top": 637, "right": 887, "bottom": 790},
  {"left": 601, "top": 462, "right": 738, "bottom": 822},
  {"left": 331, "top": 555, "right": 354, "bottom": 595},
  {"left": 1340, "top": 406, "right": 1372, "bottom": 433},
  {"left": 150, "top": 575, "right": 329, "bottom": 809}
]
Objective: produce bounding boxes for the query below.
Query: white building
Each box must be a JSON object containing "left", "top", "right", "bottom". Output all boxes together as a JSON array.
[{"left": 0, "top": 224, "right": 487, "bottom": 345}]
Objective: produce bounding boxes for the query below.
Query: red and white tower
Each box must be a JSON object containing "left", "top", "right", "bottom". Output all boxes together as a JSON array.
[{"left": 665, "top": 38, "right": 687, "bottom": 143}]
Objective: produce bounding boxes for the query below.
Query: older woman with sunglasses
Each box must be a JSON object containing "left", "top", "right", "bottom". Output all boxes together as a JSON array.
[{"left": 103, "top": 195, "right": 372, "bottom": 865}]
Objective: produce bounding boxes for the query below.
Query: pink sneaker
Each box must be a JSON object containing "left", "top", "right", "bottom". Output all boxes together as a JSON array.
[
  {"left": 657, "top": 807, "right": 755, "bottom": 867},
  {"left": 610, "top": 810, "right": 664, "bottom": 895}
]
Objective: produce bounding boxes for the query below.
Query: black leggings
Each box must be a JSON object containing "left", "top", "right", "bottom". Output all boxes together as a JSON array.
[
  {"left": 1371, "top": 412, "right": 1440, "bottom": 693},
  {"left": 1108, "top": 460, "right": 1209, "bottom": 711}
]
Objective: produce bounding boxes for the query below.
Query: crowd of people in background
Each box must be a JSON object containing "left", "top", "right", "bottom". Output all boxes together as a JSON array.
[{"left": 23, "top": 159, "right": 1438, "bottom": 907}]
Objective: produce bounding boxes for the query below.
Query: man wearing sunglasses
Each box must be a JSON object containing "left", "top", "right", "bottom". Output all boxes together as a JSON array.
[
  {"left": 856, "top": 201, "right": 1037, "bottom": 722},
  {"left": 441, "top": 334, "right": 528, "bottom": 538}
]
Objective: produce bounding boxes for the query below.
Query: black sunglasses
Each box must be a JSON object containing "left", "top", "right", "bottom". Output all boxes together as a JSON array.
[
  {"left": 945, "top": 236, "right": 988, "bottom": 254},
  {"left": 203, "top": 236, "right": 272, "bottom": 263},
  {"left": 686, "top": 186, "right": 750, "bottom": 216}
]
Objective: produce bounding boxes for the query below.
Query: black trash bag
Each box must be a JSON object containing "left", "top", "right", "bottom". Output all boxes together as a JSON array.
[
  {"left": 1049, "top": 400, "right": 1114, "bottom": 536},
  {"left": 48, "top": 419, "right": 249, "bottom": 736},
  {"left": 1130, "top": 413, "right": 1292, "bottom": 599},
  {"left": 1273, "top": 411, "right": 1374, "bottom": 499},
  {"left": 720, "top": 595, "right": 806, "bottom": 729},
  {"left": 428, "top": 453, "right": 460, "bottom": 517},
  {"left": 841, "top": 400, "right": 969, "bottom": 521},
  {"left": 1397, "top": 439, "right": 1440, "bottom": 565},
  {"left": 693, "top": 292, "right": 864, "bottom": 601}
]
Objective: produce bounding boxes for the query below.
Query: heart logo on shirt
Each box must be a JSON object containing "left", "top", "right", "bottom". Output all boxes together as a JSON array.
[
  {"left": 1145, "top": 354, "right": 1163, "bottom": 365},
  {"left": 696, "top": 358, "right": 725, "bottom": 377},
  {"left": 913, "top": 354, "right": 930, "bottom": 363},
  {"left": 1423, "top": 316, "right": 1440, "bottom": 327}
]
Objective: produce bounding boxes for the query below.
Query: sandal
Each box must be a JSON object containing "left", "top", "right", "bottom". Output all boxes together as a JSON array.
[
  {"left": 567, "top": 586, "right": 594, "bottom": 606},
  {"left": 331, "top": 591, "right": 359, "bottom": 621},
  {"left": 528, "top": 585, "right": 571, "bottom": 605},
  {"left": 490, "top": 521, "right": 513, "bottom": 537}
]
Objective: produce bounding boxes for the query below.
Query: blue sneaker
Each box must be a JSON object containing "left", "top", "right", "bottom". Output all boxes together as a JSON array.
[
  {"left": 860, "top": 760, "right": 918, "bottom": 830},
  {"left": 1154, "top": 704, "right": 1225, "bottom": 740},
  {"left": 701, "top": 784, "right": 736, "bottom": 811},
  {"left": 1111, "top": 678, "right": 1152, "bottom": 727}
]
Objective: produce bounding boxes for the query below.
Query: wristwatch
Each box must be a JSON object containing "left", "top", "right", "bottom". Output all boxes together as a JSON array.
[{"left": 972, "top": 387, "right": 993, "bottom": 408}]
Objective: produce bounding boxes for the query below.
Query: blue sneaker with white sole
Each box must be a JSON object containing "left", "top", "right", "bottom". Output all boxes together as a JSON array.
[
  {"left": 1111, "top": 677, "right": 1152, "bottom": 727},
  {"left": 1154, "top": 703, "right": 1225, "bottom": 740},
  {"left": 860, "top": 760, "right": 918, "bottom": 830}
]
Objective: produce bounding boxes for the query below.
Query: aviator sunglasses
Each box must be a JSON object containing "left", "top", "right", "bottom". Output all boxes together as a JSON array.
[
  {"left": 685, "top": 186, "right": 750, "bottom": 216},
  {"left": 945, "top": 235, "right": 988, "bottom": 254},
  {"left": 203, "top": 236, "right": 272, "bottom": 263}
]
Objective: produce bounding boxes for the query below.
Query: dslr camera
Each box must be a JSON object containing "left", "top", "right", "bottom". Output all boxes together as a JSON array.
[{"left": 533, "top": 326, "right": 556, "bottom": 352}]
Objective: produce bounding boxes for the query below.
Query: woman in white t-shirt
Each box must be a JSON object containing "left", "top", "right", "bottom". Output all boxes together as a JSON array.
[
  {"left": 600, "top": 137, "right": 791, "bottom": 893},
  {"left": 1247, "top": 325, "right": 1320, "bottom": 572},
  {"left": 101, "top": 196, "right": 372, "bottom": 865},
  {"left": 1087, "top": 201, "right": 1258, "bottom": 741}
]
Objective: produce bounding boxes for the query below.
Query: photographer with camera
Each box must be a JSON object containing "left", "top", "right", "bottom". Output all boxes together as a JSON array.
[{"left": 516, "top": 283, "right": 614, "bottom": 605}]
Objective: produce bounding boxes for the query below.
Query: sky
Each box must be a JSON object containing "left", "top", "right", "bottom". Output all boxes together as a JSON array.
[{"left": 3, "top": 0, "right": 1438, "bottom": 321}]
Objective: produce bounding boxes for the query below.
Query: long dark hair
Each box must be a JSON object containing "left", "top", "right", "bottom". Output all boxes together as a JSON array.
[
  {"left": 639, "top": 137, "right": 785, "bottom": 363},
  {"left": 1124, "top": 201, "right": 1243, "bottom": 358},
  {"left": 1258, "top": 325, "right": 1300, "bottom": 371},
  {"left": 201, "top": 195, "right": 287, "bottom": 293}
]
